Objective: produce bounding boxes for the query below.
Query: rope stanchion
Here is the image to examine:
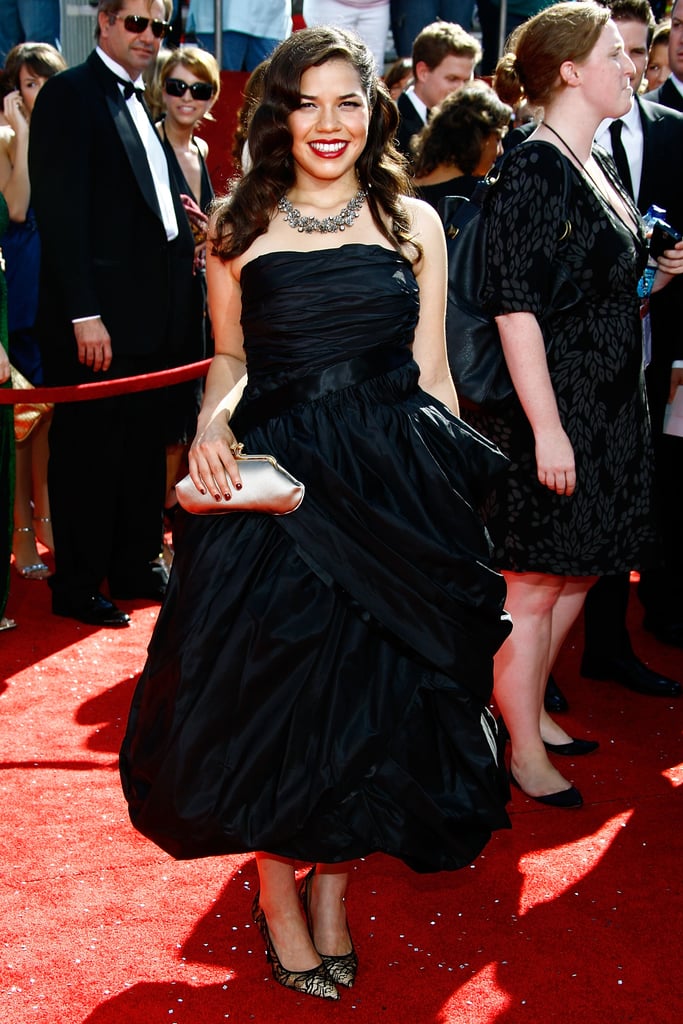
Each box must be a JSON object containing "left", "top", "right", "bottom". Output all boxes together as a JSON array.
[{"left": 0, "top": 358, "right": 212, "bottom": 405}]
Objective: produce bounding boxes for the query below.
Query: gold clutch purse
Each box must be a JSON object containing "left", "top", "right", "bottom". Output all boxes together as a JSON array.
[
  {"left": 10, "top": 365, "right": 53, "bottom": 443},
  {"left": 175, "top": 445, "right": 305, "bottom": 516}
]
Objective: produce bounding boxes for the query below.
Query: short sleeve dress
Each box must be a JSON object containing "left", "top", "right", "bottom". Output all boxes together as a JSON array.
[{"left": 464, "top": 141, "right": 657, "bottom": 576}]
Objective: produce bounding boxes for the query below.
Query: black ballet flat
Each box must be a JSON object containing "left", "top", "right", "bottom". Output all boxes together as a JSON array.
[
  {"left": 298, "top": 867, "right": 358, "bottom": 989},
  {"left": 544, "top": 738, "right": 599, "bottom": 756},
  {"left": 509, "top": 772, "right": 583, "bottom": 809},
  {"left": 251, "top": 893, "right": 339, "bottom": 1000}
]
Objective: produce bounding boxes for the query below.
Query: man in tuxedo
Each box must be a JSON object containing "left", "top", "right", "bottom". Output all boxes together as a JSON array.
[
  {"left": 394, "top": 20, "right": 481, "bottom": 159},
  {"left": 644, "top": 0, "right": 683, "bottom": 111},
  {"left": 578, "top": 0, "right": 683, "bottom": 695},
  {"left": 29, "top": 0, "right": 195, "bottom": 627}
]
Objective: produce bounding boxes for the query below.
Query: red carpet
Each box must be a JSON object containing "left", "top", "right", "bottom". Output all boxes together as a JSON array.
[{"left": 1, "top": 555, "right": 682, "bottom": 1024}]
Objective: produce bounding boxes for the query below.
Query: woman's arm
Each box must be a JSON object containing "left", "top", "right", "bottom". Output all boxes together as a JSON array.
[
  {"left": 187, "top": 245, "right": 248, "bottom": 498},
  {"left": 0, "top": 93, "right": 30, "bottom": 222},
  {"left": 496, "top": 310, "right": 576, "bottom": 496},
  {"left": 407, "top": 197, "right": 460, "bottom": 415}
]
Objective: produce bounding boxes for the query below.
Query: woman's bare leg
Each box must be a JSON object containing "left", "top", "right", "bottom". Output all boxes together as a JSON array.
[
  {"left": 539, "top": 576, "right": 596, "bottom": 745},
  {"left": 495, "top": 571, "right": 574, "bottom": 797},
  {"left": 254, "top": 853, "right": 321, "bottom": 971},
  {"left": 31, "top": 416, "right": 53, "bottom": 551},
  {"left": 309, "top": 863, "right": 353, "bottom": 956}
]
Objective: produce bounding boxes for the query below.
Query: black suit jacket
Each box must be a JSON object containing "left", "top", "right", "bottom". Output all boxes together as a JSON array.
[
  {"left": 395, "top": 90, "right": 427, "bottom": 157},
  {"left": 643, "top": 77, "right": 683, "bottom": 113},
  {"left": 29, "top": 52, "right": 195, "bottom": 383},
  {"left": 634, "top": 96, "right": 683, "bottom": 390}
]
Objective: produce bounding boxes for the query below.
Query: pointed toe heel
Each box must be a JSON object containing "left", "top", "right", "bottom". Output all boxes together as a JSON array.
[
  {"left": 251, "top": 893, "right": 339, "bottom": 1001},
  {"left": 298, "top": 867, "right": 358, "bottom": 988},
  {"left": 543, "top": 738, "right": 599, "bottom": 756},
  {"left": 510, "top": 772, "right": 583, "bottom": 809}
]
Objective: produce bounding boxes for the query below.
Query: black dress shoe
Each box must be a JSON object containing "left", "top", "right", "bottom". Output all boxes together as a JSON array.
[
  {"left": 544, "top": 674, "right": 569, "bottom": 713},
  {"left": 52, "top": 592, "right": 130, "bottom": 628},
  {"left": 643, "top": 617, "right": 683, "bottom": 650},
  {"left": 109, "top": 564, "right": 169, "bottom": 601},
  {"left": 580, "top": 653, "right": 681, "bottom": 697},
  {"left": 544, "top": 738, "right": 599, "bottom": 756},
  {"left": 510, "top": 773, "right": 583, "bottom": 808}
]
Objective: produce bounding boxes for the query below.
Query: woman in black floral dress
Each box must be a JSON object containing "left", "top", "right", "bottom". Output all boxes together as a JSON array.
[{"left": 465, "top": 2, "right": 683, "bottom": 808}]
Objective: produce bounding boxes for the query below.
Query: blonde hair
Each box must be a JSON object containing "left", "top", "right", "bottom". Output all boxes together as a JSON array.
[{"left": 146, "top": 46, "right": 220, "bottom": 122}]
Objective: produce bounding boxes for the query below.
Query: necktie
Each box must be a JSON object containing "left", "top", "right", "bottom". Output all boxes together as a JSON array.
[{"left": 609, "top": 119, "right": 634, "bottom": 198}]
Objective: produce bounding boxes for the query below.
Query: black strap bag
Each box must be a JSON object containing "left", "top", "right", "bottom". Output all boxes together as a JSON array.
[{"left": 439, "top": 151, "right": 580, "bottom": 409}]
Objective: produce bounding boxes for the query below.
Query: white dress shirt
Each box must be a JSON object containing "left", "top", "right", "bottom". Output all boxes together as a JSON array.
[
  {"left": 96, "top": 47, "right": 178, "bottom": 242},
  {"left": 595, "top": 100, "right": 644, "bottom": 206},
  {"left": 403, "top": 84, "right": 428, "bottom": 126}
]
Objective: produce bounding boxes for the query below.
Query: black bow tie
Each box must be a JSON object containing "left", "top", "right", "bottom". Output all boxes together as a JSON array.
[{"left": 113, "top": 73, "right": 145, "bottom": 101}]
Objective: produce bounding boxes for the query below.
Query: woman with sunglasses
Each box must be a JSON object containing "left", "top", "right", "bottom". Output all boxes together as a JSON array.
[
  {"left": 121, "top": 26, "right": 511, "bottom": 1003},
  {"left": 152, "top": 46, "right": 219, "bottom": 524}
]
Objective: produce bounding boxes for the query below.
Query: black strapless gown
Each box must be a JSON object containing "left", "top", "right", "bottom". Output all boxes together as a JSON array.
[{"left": 120, "top": 245, "right": 512, "bottom": 873}]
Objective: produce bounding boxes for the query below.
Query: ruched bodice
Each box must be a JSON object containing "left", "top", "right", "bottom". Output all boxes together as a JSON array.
[
  {"left": 120, "top": 246, "right": 512, "bottom": 871},
  {"left": 240, "top": 245, "right": 419, "bottom": 391}
]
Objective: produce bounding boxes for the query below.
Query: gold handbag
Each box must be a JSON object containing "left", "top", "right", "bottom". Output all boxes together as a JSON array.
[
  {"left": 10, "top": 365, "right": 53, "bottom": 443},
  {"left": 175, "top": 445, "right": 305, "bottom": 516}
]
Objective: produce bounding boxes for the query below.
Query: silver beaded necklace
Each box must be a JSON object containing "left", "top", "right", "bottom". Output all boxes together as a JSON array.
[{"left": 277, "top": 188, "right": 367, "bottom": 233}]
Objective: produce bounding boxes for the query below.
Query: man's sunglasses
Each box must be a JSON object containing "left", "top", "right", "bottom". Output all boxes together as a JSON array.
[
  {"left": 164, "top": 78, "right": 215, "bottom": 100},
  {"left": 111, "top": 14, "right": 170, "bottom": 39}
]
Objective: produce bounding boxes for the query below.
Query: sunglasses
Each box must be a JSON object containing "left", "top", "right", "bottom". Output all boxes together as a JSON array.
[
  {"left": 111, "top": 14, "right": 170, "bottom": 39},
  {"left": 164, "top": 77, "right": 214, "bottom": 100}
]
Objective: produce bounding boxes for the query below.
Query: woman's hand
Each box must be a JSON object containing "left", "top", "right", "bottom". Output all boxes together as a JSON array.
[
  {"left": 535, "top": 426, "right": 576, "bottom": 495},
  {"left": 188, "top": 410, "right": 243, "bottom": 502},
  {"left": 0, "top": 345, "right": 10, "bottom": 384},
  {"left": 2, "top": 91, "right": 29, "bottom": 137}
]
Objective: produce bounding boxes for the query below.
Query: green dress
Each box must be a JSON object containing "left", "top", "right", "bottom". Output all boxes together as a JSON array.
[{"left": 0, "top": 193, "right": 15, "bottom": 621}]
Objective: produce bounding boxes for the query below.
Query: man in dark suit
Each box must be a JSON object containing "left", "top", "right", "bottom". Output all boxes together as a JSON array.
[
  {"left": 578, "top": 1, "right": 683, "bottom": 695},
  {"left": 644, "top": 0, "right": 683, "bottom": 111},
  {"left": 29, "top": 0, "right": 195, "bottom": 627},
  {"left": 394, "top": 20, "right": 481, "bottom": 159}
]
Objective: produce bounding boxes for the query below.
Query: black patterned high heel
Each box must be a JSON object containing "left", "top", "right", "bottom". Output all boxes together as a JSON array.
[
  {"left": 251, "top": 893, "right": 339, "bottom": 1000},
  {"left": 298, "top": 867, "right": 358, "bottom": 988}
]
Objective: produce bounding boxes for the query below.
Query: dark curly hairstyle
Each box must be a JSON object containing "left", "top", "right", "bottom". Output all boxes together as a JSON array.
[
  {"left": 211, "top": 26, "right": 414, "bottom": 261},
  {"left": 411, "top": 82, "right": 511, "bottom": 177}
]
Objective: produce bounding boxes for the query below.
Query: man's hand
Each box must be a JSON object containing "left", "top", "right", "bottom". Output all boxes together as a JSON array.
[
  {"left": 669, "top": 365, "right": 683, "bottom": 404},
  {"left": 74, "top": 318, "right": 112, "bottom": 372}
]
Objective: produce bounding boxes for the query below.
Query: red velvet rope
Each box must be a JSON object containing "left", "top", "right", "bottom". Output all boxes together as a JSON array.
[{"left": 0, "top": 358, "right": 212, "bottom": 404}]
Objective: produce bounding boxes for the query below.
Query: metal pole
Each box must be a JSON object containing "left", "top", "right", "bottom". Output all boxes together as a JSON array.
[
  {"left": 214, "top": 0, "right": 223, "bottom": 69},
  {"left": 498, "top": 0, "right": 508, "bottom": 61}
]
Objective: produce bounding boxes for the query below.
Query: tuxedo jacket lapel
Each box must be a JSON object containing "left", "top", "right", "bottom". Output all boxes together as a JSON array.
[
  {"left": 636, "top": 99, "right": 654, "bottom": 213},
  {"left": 89, "top": 53, "right": 164, "bottom": 226}
]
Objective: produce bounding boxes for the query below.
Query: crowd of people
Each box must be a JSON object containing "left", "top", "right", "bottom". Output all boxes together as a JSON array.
[{"left": 2, "top": 0, "right": 683, "bottom": 1003}]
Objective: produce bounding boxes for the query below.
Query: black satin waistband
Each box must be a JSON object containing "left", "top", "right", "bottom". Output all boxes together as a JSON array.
[{"left": 233, "top": 347, "right": 414, "bottom": 432}]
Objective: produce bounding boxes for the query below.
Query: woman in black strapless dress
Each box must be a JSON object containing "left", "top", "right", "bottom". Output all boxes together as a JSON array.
[{"left": 120, "top": 27, "right": 511, "bottom": 1002}]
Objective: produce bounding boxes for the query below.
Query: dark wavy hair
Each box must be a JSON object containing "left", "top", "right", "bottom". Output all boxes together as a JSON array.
[
  {"left": 412, "top": 82, "right": 511, "bottom": 177},
  {"left": 211, "top": 26, "right": 414, "bottom": 261}
]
